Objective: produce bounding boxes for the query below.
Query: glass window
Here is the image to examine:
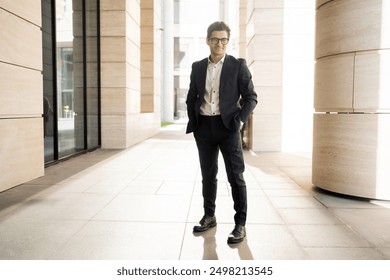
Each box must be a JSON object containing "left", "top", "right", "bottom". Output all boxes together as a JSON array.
[
  {"left": 56, "top": 0, "right": 84, "bottom": 158},
  {"left": 174, "top": 37, "right": 195, "bottom": 70},
  {"left": 174, "top": 0, "right": 180, "bottom": 24},
  {"left": 42, "top": 0, "right": 100, "bottom": 163}
]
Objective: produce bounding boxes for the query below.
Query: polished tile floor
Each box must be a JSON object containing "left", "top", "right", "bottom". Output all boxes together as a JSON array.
[{"left": 1, "top": 122, "right": 390, "bottom": 260}]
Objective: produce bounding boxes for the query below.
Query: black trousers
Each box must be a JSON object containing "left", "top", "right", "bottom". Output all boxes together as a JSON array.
[{"left": 194, "top": 115, "right": 247, "bottom": 226}]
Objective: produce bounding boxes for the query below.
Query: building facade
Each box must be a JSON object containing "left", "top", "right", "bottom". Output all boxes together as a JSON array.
[
  {"left": 1, "top": 0, "right": 389, "bottom": 200},
  {"left": 1, "top": 0, "right": 162, "bottom": 192}
]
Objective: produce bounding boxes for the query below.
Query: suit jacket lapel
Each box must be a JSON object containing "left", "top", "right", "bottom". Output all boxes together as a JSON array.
[
  {"left": 198, "top": 58, "right": 208, "bottom": 99},
  {"left": 219, "top": 55, "right": 231, "bottom": 97}
]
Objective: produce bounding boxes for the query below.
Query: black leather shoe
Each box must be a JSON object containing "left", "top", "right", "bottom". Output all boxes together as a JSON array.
[
  {"left": 193, "top": 215, "right": 217, "bottom": 232},
  {"left": 227, "top": 225, "right": 246, "bottom": 244}
]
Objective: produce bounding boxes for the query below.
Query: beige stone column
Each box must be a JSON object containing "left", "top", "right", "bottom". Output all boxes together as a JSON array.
[
  {"left": 246, "top": 0, "right": 314, "bottom": 152},
  {"left": 162, "top": 0, "right": 174, "bottom": 122},
  {"left": 247, "top": 1, "right": 284, "bottom": 151},
  {"left": 100, "top": 0, "right": 161, "bottom": 149},
  {"left": 0, "top": 1, "right": 44, "bottom": 191},
  {"left": 239, "top": 0, "right": 247, "bottom": 59},
  {"left": 313, "top": 0, "right": 390, "bottom": 199}
]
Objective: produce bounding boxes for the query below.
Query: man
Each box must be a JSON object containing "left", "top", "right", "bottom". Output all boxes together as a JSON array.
[{"left": 186, "top": 21, "right": 257, "bottom": 244}]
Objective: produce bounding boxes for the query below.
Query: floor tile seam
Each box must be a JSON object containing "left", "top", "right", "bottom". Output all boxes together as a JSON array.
[
  {"left": 2, "top": 217, "right": 190, "bottom": 225},
  {"left": 241, "top": 222, "right": 287, "bottom": 226},
  {"left": 266, "top": 195, "right": 323, "bottom": 199},
  {"left": 86, "top": 219, "right": 188, "bottom": 224},
  {"left": 110, "top": 193, "right": 195, "bottom": 198},
  {"left": 248, "top": 168, "right": 322, "bottom": 230},
  {"left": 271, "top": 207, "right": 330, "bottom": 210},
  {"left": 249, "top": 168, "right": 324, "bottom": 260},
  {"left": 43, "top": 190, "right": 122, "bottom": 196},
  {"left": 329, "top": 206, "right": 390, "bottom": 210},
  {"left": 263, "top": 193, "right": 311, "bottom": 197},
  {"left": 271, "top": 219, "right": 311, "bottom": 260},
  {"left": 299, "top": 245, "right": 378, "bottom": 249},
  {"left": 150, "top": 180, "right": 165, "bottom": 195},
  {"left": 328, "top": 207, "right": 390, "bottom": 244},
  {"left": 184, "top": 221, "right": 289, "bottom": 227},
  {"left": 304, "top": 204, "right": 374, "bottom": 233},
  {"left": 276, "top": 221, "right": 344, "bottom": 226},
  {"left": 45, "top": 219, "right": 91, "bottom": 260},
  {"left": 327, "top": 212, "right": 389, "bottom": 253},
  {"left": 0, "top": 184, "right": 74, "bottom": 214},
  {"left": 247, "top": 165, "right": 296, "bottom": 228},
  {"left": 302, "top": 246, "right": 390, "bottom": 259},
  {"left": 0, "top": 202, "right": 34, "bottom": 221},
  {"left": 0, "top": 198, "right": 68, "bottom": 223},
  {"left": 286, "top": 223, "right": 381, "bottom": 251},
  {"left": 316, "top": 206, "right": 386, "bottom": 211},
  {"left": 117, "top": 163, "right": 167, "bottom": 195},
  {"left": 87, "top": 185, "right": 133, "bottom": 223},
  {"left": 82, "top": 161, "right": 194, "bottom": 224},
  {"left": 283, "top": 231, "right": 374, "bottom": 258},
  {"left": 118, "top": 148, "right": 169, "bottom": 185},
  {"left": 261, "top": 169, "right": 369, "bottom": 250},
  {"left": 179, "top": 177, "right": 199, "bottom": 260},
  {"left": 287, "top": 223, "right": 370, "bottom": 230}
]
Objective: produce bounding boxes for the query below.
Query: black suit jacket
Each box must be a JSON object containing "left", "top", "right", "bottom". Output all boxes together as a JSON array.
[{"left": 186, "top": 55, "right": 258, "bottom": 133}]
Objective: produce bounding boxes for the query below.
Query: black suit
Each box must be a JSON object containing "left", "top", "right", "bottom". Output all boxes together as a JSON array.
[{"left": 186, "top": 55, "right": 257, "bottom": 226}]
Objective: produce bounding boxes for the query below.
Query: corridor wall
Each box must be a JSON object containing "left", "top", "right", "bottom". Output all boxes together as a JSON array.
[{"left": 0, "top": 1, "right": 44, "bottom": 191}]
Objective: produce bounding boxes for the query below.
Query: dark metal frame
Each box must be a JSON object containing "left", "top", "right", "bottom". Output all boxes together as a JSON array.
[{"left": 44, "top": 0, "right": 101, "bottom": 166}]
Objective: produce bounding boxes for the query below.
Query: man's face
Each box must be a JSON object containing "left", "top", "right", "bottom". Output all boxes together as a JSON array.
[{"left": 207, "top": 30, "right": 229, "bottom": 57}]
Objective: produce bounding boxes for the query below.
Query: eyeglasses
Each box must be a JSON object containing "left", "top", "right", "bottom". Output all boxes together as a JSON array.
[{"left": 209, "top": 37, "right": 229, "bottom": 45}]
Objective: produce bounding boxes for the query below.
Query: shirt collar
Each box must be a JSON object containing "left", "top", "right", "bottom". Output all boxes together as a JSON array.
[{"left": 208, "top": 54, "right": 226, "bottom": 64}]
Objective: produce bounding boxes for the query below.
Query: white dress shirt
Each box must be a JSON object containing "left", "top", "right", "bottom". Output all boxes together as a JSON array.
[{"left": 200, "top": 55, "right": 225, "bottom": 116}]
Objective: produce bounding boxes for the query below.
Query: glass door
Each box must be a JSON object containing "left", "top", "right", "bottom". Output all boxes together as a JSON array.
[
  {"left": 56, "top": 0, "right": 85, "bottom": 158},
  {"left": 42, "top": 0, "right": 100, "bottom": 164}
]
